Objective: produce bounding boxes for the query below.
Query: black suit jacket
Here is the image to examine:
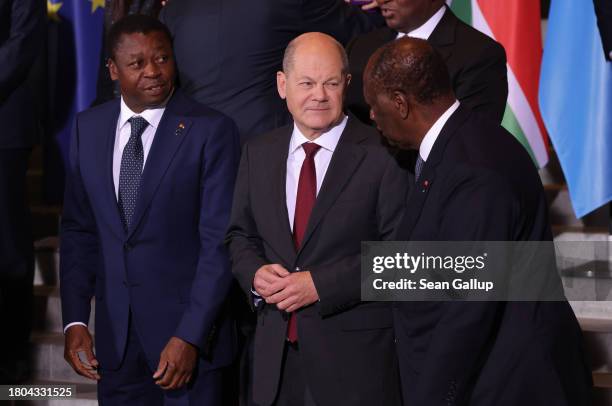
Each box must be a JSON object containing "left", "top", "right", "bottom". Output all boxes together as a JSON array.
[
  {"left": 160, "top": 0, "right": 383, "bottom": 143},
  {"left": 393, "top": 106, "right": 592, "bottom": 406},
  {"left": 347, "top": 6, "right": 508, "bottom": 124},
  {"left": 226, "top": 117, "right": 406, "bottom": 406},
  {"left": 0, "top": 0, "right": 45, "bottom": 148}
]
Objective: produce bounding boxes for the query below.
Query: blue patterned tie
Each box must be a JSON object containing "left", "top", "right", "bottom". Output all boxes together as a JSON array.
[
  {"left": 118, "top": 116, "right": 148, "bottom": 231},
  {"left": 415, "top": 154, "right": 425, "bottom": 182}
]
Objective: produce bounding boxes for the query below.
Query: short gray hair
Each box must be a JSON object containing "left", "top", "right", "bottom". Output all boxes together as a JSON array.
[{"left": 282, "top": 33, "right": 349, "bottom": 75}]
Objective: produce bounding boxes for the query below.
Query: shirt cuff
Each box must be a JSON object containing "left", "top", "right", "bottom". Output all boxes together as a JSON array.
[
  {"left": 63, "top": 322, "right": 87, "bottom": 334},
  {"left": 251, "top": 288, "right": 263, "bottom": 307}
]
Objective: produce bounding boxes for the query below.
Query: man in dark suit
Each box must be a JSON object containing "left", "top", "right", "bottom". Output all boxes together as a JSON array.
[
  {"left": 159, "top": 0, "right": 384, "bottom": 142},
  {"left": 226, "top": 32, "right": 406, "bottom": 406},
  {"left": 60, "top": 15, "right": 239, "bottom": 405},
  {"left": 363, "top": 37, "right": 592, "bottom": 406},
  {"left": 0, "top": 0, "right": 45, "bottom": 383},
  {"left": 348, "top": 0, "right": 508, "bottom": 124}
]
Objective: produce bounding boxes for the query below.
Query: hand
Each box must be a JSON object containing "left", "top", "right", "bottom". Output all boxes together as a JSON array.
[
  {"left": 361, "top": 1, "right": 379, "bottom": 10},
  {"left": 153, "top": 337, "right": 198, "bottom": 390},
  {"left": 64, "top": 325, "right": 100, "bottom": 380},
  {"left": 253, "top": 264, "right": 290, "bottom": 298},
  {"left": 265, "top": 271, "right": 319, "bottom": 312},
  {"left": 344, "top": 0, "right": 379, "bottom": 11}
]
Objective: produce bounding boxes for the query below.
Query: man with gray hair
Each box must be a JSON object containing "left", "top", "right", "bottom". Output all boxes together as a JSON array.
[{"left": 226, "top": 32, "right": 405, "bottom": 406}]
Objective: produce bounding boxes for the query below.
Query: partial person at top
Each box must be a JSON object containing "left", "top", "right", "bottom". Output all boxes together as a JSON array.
[
  {"left": 347, "top": 0, "right": 508, "bottom": 125},
  {"left": 160, "top": 0, "right": 385, "bottom": 143}
]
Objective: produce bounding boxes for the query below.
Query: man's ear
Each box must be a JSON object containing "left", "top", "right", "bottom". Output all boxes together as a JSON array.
[
  {"left": 108, "top": 58, "right": 119, "bottom": 81},
  {"left": 276, "top": 71, "right": 287, "bottom": 100},
  {"left": 393, "top": 90, "right": 410, "bottom": 119}
]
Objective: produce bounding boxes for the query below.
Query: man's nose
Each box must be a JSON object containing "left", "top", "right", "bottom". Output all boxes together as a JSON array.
[
  {"left": 144, "top": 61, "right": 161, "bottom": 77},
  {"left": 312, "top": 84, "right": 328, "bottom": 101}
]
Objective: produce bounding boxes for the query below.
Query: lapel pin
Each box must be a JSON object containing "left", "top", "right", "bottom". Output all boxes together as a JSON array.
[
  {"left": 421, "top": 179, "right": 430, "bottom": 192},
  {"left": 175, "top": 122, "right": 185, "bottom": 136}
]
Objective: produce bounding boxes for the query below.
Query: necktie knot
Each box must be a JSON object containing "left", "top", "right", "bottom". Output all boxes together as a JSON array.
[
  {"left": 128, "top": 116, "right": 149, "bottom": 138},
  {"left": 302, "top": 142, "right": 321, "bottom": 158}
]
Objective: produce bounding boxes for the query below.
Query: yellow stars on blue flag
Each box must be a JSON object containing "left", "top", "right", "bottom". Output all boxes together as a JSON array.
[
  {"left": 47, "top": 0, "right": 62, "bottom": 22},
  {"left": 91, "top": 0, "right": 105, "bottom": 13},
  {"left": 47, "top": 0, "right": 104, "bottom": 22}
]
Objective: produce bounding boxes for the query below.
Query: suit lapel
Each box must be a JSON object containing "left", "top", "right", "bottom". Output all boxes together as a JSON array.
[
  {"left": 298, "top": 117, "right": 367, "bottom": 254},
  {"left": 268, "top": 128, "right": 298, "bottom": 264},
  {"left": 428, "top": 6, "right": 457, "bottom": 63},
  {"left": 97, "top": 101, "right": 125, "bottom": 239},
  {"left": 397, "top": 106, "right": 471, "bottom": 240},
  {"left": 127, "top": 92, "right": 193, "bottom": 238}
]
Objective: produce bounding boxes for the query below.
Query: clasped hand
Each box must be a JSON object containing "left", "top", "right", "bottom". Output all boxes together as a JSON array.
[{"left": 253, "top": 264, "right": 319, "bottom": 312}]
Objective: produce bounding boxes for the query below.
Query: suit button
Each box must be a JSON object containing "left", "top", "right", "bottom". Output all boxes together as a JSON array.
[
  {"left": 295, "top": 267, "right": 301, "bottom": 272},
  {"left": 394, "top": 338, "right": 399, "bottom": 344},
  {"left": 124, "top": 243, "right": 132, "bottom": 251}
]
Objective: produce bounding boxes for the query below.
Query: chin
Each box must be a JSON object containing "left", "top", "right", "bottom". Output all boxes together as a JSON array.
[
  {"left": 144, "top": 93, "right": 170, "bottom": 107},
  {"left": 385, "top": 19, "right": 400, "bottom": 31},
  {"left": 306, "top": 119, "right": 334, "bottom": 131}
]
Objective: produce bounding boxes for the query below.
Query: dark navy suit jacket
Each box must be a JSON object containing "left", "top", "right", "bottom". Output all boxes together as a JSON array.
[
  {"left": 60, "top": 90, "right": 240, "bottom": 372},
  {"left": 393, "top": 106, "right": 592, "bottom": 406}
]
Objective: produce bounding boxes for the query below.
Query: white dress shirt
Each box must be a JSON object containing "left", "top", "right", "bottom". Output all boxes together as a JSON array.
[
  {"left": 419, "top": 100, "right": 460, "bottom": 162},
  {"left": 112, "top": 97, "right": 166, "bottom": 199},
  {"left": 63, "top": 98, "right": 167, "bottom": 334},
  {"left": 396, "top": 5, "right": 446, "bottom": 40},
  {"left": 286, "top": 116, "right": 347, "bottom": 230}
]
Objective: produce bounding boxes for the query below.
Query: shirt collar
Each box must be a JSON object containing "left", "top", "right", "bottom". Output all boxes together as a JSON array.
[
  {"left": 419, "top": 100, "right": 460, "bottom": 161},
  {"left": 118, "top": 97, "right": 167, "bottom": 132},
  {"left": 396, "top": 5, "right": 446, "bottom": 40},
  {"left": 288, "top": 115, "right": 348, "bottom": 155}
]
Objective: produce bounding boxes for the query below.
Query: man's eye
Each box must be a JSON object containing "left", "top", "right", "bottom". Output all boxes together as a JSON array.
[
  {"left": 299, "top": 82, "right": 313, "bottom": 88},
  {"left": 325, "top": 82, "right": 339, "bottom": 88},
  {"left": 129, "top": 61, "right": 142, "bottom": 68},
  {"left": 156, "top": 55, "right": 168, "bottom": 63}
]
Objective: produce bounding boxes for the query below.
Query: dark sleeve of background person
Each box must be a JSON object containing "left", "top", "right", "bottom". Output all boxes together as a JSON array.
[
  {"left": 93, "top": 0, "right": 163, "bottom": 106},
  {"left": 593, "top": 0, "right": 611, "bottom": 61},
  {"left": 0, "top": 0, "right": 46, "bottom": 105},
  {"left": 303, "top": 0, "right": 385, "bottom": 46},
  {"left": 449, "top": 33, "right": 507, "bottom": 123}
]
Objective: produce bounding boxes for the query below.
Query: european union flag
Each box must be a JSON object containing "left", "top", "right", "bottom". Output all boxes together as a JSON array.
[
  {"left": 539, "top": 0, "right": 612, "bottom": 218},
  {"left": 47, "top": 0, "right": 104, "bottom": 196}
]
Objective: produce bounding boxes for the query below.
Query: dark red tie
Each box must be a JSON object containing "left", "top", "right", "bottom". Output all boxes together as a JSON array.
[{"left": 287, "top": 142, "right": 321, "bottom": 343}]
